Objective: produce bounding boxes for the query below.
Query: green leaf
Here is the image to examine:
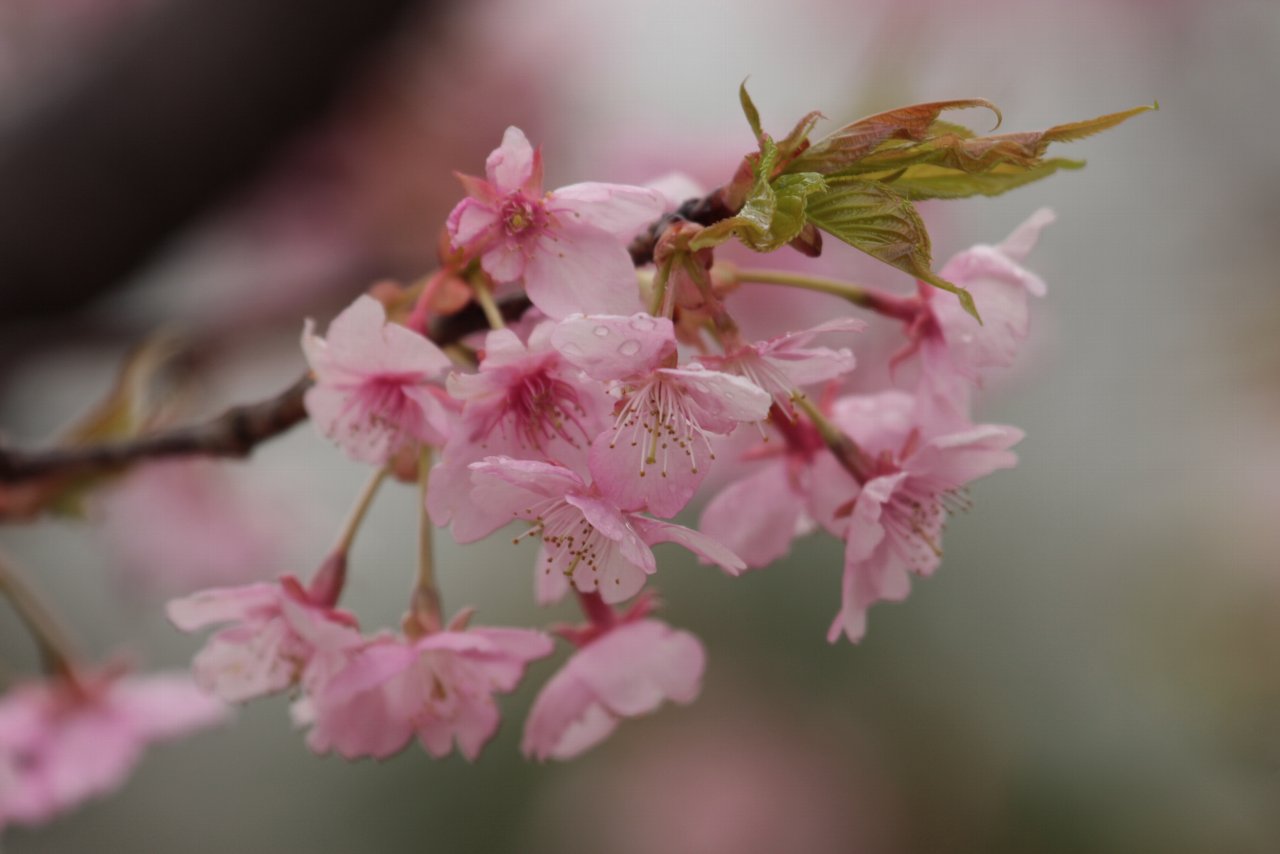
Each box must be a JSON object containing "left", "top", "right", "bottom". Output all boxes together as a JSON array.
[
  {"left": 787, "top": 99, "right": 1001, "bottom": 176},
  {"left": 804, "top": 176, "right": 979, "bottom": 320},
  {"left": 739, "top": 81, "right": 763, "bottom": 140},
  {"left": 851, "top": 103, "right": 1156, "bottom": 176},
  {"left": 692, "top": 141, "right": 827, "bottom": 253},
  {"left": 879, "top": 158, "right": 1085, "bottom": 200},
  {"left": 775, "top": 110, "right": 824, "bottom": 163}
]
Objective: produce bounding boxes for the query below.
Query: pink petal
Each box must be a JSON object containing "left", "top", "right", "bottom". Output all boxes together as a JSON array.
[
  {"left": 699, "top": 461, "right": 805, "bottom": 568},
  {"left": 827, "top": 474, "right": 906, "bottom": 644},
  {"left": 446, "top": 197, "right": 500, "bottom": 249},
  {"left": 479, "top": 239, "right": 528, "bottom": 284},
  {"left": 630, "top": 517, "right": 746, "bottom": 576},
  {"left": 551, "top": 313, "right": 675, "bottom": 381},
  {"left": 521, "top": 669, "right": 613, "bottom": 761},
  {"left": 534, "top": 543, "right": 572, "bottom": 604},
  {"left": 106, "top": 674, "right": 227, "bottom": 742},
  {"left": 485, "top": 126, "right": 538, "bottom": 193},
  {"left": 907, "top": 425, "right": 1023, "bottom": 487},
  {"left": 549, "top": 182, "right": 666, "bottom": 238},
  {"left": 191, "top": 622, "right": 298, "bottom": 703},
  {"left": 661, "top": 367, "right": 772, "bottom": 431},
  {"left": 997, "top": 207, "right": 1055, "bottom": 270},
  {"left": 455, "top": 457, "right": 584, "bottom": 543},
  {"left": 588, "top": 428, "right": 705, "bottom": 519},
  {"left": 829, "top": 391, "right": 917, "bottom": 458},
  {"left": 521, "top": 619, "right": 704, "bottom": 761},
  {"left": 524, "top": 226, "right": 643, "bottom": 319},
  {"left": 302, "top": 384, "right": 397, "bottom": 465},
  {"left": 165, "top": 583, "right": 281, "bottom": 632}
]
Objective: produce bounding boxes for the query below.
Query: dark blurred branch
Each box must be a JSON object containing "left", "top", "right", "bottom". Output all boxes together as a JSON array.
[
  {"left": 0, "top": 0, "right": 432, "bottom": 327},
  {"left": 0, "top": 377, "right": 311, "bottom": 484},
  {"left": 0, "top": 184, "right": 737, "bottom": 487},
  {"left": 0, "top": 296, "right": 526, "bottom": 485}
]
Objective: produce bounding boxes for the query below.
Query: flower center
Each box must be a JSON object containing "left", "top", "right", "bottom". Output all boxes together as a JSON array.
[
  {"left": 608, "top": 376, "right": 716, "bottom": 479},
  {"left": 501, "top": 196, "right": 543, "bottom": 236},
  {"left": 515, "top": 498, "right": 614, "bottom": 587}
]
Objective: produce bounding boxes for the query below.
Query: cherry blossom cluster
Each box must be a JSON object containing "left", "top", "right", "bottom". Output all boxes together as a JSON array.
[{"left": 162, "top": 125, "right": 1052, "bottom": 765}]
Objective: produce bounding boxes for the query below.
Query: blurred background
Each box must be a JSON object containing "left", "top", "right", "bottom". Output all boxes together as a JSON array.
[{"left": 1, "top": 0, "right": 1278, "bottom": 851}]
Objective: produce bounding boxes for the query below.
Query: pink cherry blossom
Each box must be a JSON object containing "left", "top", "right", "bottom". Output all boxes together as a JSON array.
[
  {"left": 0, "top": 669, "right": 225, "bottom": 830},
  {"left": 446, "top": 127, "right": 666, "bottom": 318},
  {"left": 166, "top": 577, "right": 362, "bottom": 703},
  {"left": 464, "top": 457, "right": 745, "bottom": 604},
  {"left": 552, "top": 313, "right": 772, "bottom": 518},
  {"left": 523, "top": 618, "right": 704, "bottom": 761},
  {"left": 302, "top": 294, "right": 455, "bottom": 464},
  {"left": 428, "top": 321, "right": 611, "bottom": 531},
  {"left": 698, "top": 413, "right": 831, "bottom": 569},
  {"left": 701, "top": 318, "right": 864, "bottom": 413},
  {"left": 304, "top": 623, "right": 552, "bottom": 761},
  {"left": 913, "top": 209, "right": 1053, "bottom": 418},
  {"left": 818, "top": 391, "right": 1024, "bottom": 643}
]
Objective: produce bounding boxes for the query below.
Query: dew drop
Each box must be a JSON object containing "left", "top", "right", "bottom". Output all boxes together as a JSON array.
[
  {"left": 593, "top": 325, "right": 611, "bottom": 338},
  {"left": 618, "top": 339, "right": 642, "bottom": 357}
]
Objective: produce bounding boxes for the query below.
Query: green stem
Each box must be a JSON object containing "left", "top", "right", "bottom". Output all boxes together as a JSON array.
[
  {"left": 791, "top": 394, "right": 869, "bottom": 483},
  {"left": 648, "top": 255, "right": 675, "bottom": 317},
  {"left": 0, "top": 548, "right": 78, "bottom": 678},
  {"left": 731, "top": 268, "right": 876, "bottom": 306},
  {"left": 333, "top": 467, "right": 389, "bottom": 556},
  {"left": 412, "top": 447, "right": 442, "bottom": 634},
  {"left": 682, "top": 255, "right": 742, "bottom": 347},
  {"left": 470, "top": 274, "right": 506, "bottom": 330}
]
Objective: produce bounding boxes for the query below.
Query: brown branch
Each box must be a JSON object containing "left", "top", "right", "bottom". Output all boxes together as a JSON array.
[
  {"left": 0, "top": 296, "right": 530, "bottom": 487},
  {"left": 0, "top": 377, "right": 311, "bottom": 485},
  {"left": 0, "top": 184, "right": 739, "bottom": 489}
]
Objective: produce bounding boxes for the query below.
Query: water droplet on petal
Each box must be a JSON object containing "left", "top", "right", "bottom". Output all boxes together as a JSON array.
[
  {"left": 629, "top": 315, "right": 656, "bottom": 331},
  {"left": 593, "top": 325, "right": 611, "bottom": 338},
  {"left": 618, "top": 339, "right": 642, "bottom": 357}
]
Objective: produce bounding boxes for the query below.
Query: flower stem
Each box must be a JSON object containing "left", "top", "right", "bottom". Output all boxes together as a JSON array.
[
  {"left": 405, "top": 271, "right": 447, "bottom": 335},
  {"left": 412, "top": 447, "right": 442, "bottom": 634},
  {"left": 682, "top": 255, "right": 743, "bottom": 348},
  {"left": 333, "top": 467, "right": 389, "bottom": 556},
  {"left": 648, "top": 255, "right": 675, "bottom": 317},
  {"left": 576, "top": 590, "right": 615, "bottom": 630},
  {"left": 310, "top": 466, "right": 389, "bottom": 606},
  {"left": 728, "top": 267, "right": 917, "bottom": 321},
  {"left": 0, "top": 548, "right": 78, "bottom": 679},
  {"left": 470, "top": 274, "right": 506, "bottom": 330},
  {"left": 791, "top": 393, "right": 870, "bottom": 482}
]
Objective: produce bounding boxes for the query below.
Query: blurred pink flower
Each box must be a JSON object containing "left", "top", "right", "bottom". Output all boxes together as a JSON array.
[
  {"left": 463, "top": 457, "right": 745, "bottom": 604},
  {"left": 523, "top": 618, "right": 704, "bottom": 761},
  {"left": 446, "top": 127, "right": 665, "bottom": 318},
  {"left": 819, "top": 392, "right": 1023, "bottom": 642},
  {"left": 914, "top": 209, "right": 1053, "bottom": 420},
  {"left": 166, "top": 577, "right": 362, "bottom": 703},
  {"left": 0, "top": 669, "right": 225, "bottom": 830},
  {"left": 95, "top": 458, "right": 286, "bottom": 595},
  {"left": 305, "top": 624, "right": 552, "bottom": 761},
  {"left": 302, "top": 295, "right": 455, "bottom": 464}
]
